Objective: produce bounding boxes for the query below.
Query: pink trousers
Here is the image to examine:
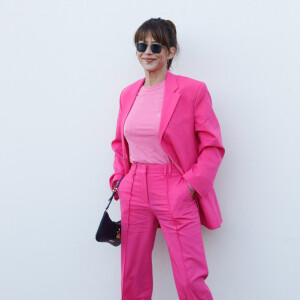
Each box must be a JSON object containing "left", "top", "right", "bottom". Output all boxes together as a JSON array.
[{"left": 117, "top": 162, "right": 213, "bottom": 300}]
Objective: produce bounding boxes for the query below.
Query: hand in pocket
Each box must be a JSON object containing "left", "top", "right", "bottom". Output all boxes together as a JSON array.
[
  {"left": 181, "top": 177, "right": 195, "bottom": 198},
  {"left": 187, "top": 183, "right": 195, "bottom": 197}
]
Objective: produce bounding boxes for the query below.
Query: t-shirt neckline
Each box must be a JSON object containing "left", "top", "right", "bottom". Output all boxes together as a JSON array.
[{"left": 141, "top": 79, "right": 165, "bottom": 90}]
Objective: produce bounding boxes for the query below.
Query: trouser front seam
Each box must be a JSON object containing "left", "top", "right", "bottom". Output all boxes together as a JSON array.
[{"left": 166, "top": 174, "right": 195, "bottom": 300}]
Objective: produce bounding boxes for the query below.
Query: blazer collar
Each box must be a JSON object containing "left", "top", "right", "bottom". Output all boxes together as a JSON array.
[{"left": 121, "top": 70, "right": 181, "bottom": 143}]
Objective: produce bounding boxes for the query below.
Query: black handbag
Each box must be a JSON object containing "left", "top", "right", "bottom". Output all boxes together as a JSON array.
[{"left": 95, "top": 177, "right": 124, "bottom": 246}]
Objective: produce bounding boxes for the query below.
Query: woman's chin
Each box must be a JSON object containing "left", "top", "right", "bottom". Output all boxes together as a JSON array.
[{"left": 141, "top": 64, "right": 163, "bottom": 73}]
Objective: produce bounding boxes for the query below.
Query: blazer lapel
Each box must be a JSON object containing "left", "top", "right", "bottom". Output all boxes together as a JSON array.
[
  {"left": 120, "top": 70, "right": 181, "bottom": 161},
  {"left": 158, "top": 70, "right": 180, "bottom": 142}
]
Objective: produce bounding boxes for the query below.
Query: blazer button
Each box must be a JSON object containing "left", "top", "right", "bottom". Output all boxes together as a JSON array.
[{"left": 122, "top": 157, "right": 127, "bottom": 161}]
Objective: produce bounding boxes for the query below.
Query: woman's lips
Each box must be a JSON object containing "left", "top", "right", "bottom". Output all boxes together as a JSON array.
[{"left": 144, "top": 59, "right": 155, "bottom": 63}]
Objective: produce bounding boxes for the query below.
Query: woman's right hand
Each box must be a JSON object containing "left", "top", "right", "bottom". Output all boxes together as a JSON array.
[{"left": 112, "top": 180, "right": 120, "bottom": 200}]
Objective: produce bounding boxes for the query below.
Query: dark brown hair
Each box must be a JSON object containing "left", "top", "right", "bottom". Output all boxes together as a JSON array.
[{"left": 134, "top": 18, "right": 180, "bottom": 70}]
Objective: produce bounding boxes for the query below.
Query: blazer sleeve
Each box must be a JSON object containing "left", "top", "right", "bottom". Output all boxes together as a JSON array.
[
  {"left": 109, "top": 90, "right": 126, "bottom": 200},
  {"left": 183, "top": 83, "right": 225, "bottom": 197}
]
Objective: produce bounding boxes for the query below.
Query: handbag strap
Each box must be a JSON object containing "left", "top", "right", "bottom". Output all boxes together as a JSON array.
[{"left": 105, "top": 177, "right": 124, "bottom": 211}]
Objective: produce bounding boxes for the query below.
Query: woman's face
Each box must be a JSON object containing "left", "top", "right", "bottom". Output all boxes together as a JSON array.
[{"left": 136, "top": 32, "right": 175, "bottom": 73}]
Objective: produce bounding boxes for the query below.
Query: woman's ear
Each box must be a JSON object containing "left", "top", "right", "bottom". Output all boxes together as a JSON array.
[{"left": 167, "top": 47, "right": 176, "bottom": 60}]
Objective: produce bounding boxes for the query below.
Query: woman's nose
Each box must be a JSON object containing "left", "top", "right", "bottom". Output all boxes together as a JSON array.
[{"left": 144, "top": 45, "right": 153, "bottom": 54}]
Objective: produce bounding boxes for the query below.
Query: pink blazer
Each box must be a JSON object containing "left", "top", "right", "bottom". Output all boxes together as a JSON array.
[{"left": 109, "top": 70, "right": 225, "bottom": 230}]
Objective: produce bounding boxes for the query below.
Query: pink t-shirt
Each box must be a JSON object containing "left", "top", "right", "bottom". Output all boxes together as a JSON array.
[{"left": 124, "top": 79, "right": 172, "bottom": 164}]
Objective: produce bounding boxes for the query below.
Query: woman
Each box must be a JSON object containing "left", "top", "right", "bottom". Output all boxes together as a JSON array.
[{"left": 109, "top": 18, "right": 225, "bottom": 300}]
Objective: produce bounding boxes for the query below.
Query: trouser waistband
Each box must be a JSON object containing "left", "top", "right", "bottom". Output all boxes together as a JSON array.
[{"left": 129, "top": 161, "right": 181, "bottom": 175}]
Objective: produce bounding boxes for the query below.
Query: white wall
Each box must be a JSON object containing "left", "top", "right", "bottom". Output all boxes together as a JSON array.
[{"left": 0, "top": 1, "right": 299, "bottom": 299}]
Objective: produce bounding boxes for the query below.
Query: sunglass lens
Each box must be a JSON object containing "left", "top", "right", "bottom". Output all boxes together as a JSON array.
[
  {"left": 136, "top": 42, "right": 147, "bottom": 52},
  {"left": 151, "top": 44, "right": 162, "bottom": 53}
]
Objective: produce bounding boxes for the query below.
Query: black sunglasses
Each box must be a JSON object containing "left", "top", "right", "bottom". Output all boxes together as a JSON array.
[{"left": 136, "top": 42, "right": 166, "bottom": 54}]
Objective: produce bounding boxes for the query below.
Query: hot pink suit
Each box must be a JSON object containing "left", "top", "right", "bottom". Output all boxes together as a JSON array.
[
  {"left": 109, "top": 70, "right": 225, "bottom": 299},
  {"left": 110, "top": 70, "right": 225, "bottom": 229}
]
